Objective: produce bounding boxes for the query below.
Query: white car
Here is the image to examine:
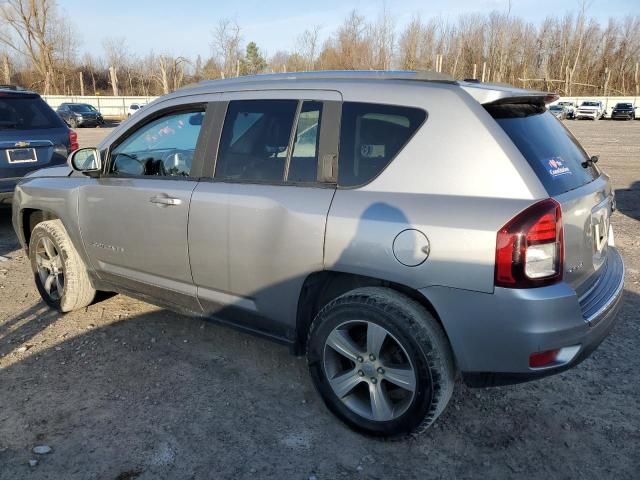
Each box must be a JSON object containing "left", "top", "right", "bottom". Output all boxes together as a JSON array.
[
  {"left": 575, "top": 101, "right": 604, "bottom": 120},
  {"left": 557, "top": 101, "right": 576, "bottom": 119},
  {"left": 127, "top": 103, "right": 145, "bottom": 117}
]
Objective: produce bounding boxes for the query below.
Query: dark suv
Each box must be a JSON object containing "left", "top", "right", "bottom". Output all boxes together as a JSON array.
[
  {"left": 56, "top": 102, "right": 104, "bottom": 128},
  {"left": 0, "top": 86, "right": 77, "bottom": 204}
]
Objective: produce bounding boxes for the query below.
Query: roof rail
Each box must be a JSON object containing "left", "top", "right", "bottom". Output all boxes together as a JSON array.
[
  {"left": 0, "top": 84, "right": 21, "bottom": 90},
  {"left": 193, "top": 70, "right": 455, "bottom": 88}
]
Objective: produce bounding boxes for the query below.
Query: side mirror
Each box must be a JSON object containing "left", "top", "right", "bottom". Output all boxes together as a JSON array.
[{"left": 68, "top": 147, "right": 102, "bottom": 177}]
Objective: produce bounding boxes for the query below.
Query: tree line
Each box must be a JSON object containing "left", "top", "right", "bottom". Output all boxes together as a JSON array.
[{"left": 1, "top": 0, "right": 639, "bottom": 97}]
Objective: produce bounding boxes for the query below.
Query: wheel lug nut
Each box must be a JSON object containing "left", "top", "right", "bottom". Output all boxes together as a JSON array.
[
  {"left": 371, "top": 378, "right": 377, "bottom": 384},
  {"left": 357, "top": 370, "right": 364, "bottom": 377},
  {"left": 377, "top": 367, "right": 384, "bottom": 374},
  {"left": 369, "top": 354, "right": 376, "bottom": 361},
  {"left": 357, "top": 356, "right": 364, "bottom": 363}
]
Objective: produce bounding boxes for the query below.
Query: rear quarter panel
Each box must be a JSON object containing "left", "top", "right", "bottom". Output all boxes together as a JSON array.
[{"left": 325, "top": 83, "right": 548, "bottom": 293}]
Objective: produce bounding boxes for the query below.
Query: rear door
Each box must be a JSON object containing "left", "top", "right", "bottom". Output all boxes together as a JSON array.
[
  {"left": 189, "top": 90, "right": 341, "bottom": 338},
  {"left": 0, "top": 93, "right": 70, "bottom": 183},
  {"left": 486, "top": 102, "right": 610, "bottom": 295}
]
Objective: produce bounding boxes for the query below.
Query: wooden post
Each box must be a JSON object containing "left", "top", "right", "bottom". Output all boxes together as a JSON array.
[
  {"left": 236, "top": 59, "right": 240, "bottom": 77},
  {"left": 481, "top": 62, "right": 486, "bottom": 82},
  {"left": 79, "top": 71, "right": 85, "bottom": 96},
  {"left": 2, "top": 55, "right": 10, "bottom": 84},
  {"left": 635, "top": 62, "right": 639, "bottom": 97},
  {"left": 472, "top": 63, "right": 477, "bottom": 79},
  {"left": 108, "top": 66, "right": 119, "bottom": 96}
]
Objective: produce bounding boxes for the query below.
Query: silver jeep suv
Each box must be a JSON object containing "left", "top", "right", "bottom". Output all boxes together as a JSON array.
[{"left": 11, "top": 71, "right": 624, "bottom": 438}]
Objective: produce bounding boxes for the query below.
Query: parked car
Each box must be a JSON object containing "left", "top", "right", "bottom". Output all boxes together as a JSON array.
[
  {"left": 549, "top": 104, "right": 568, "bottom": 120},
  {"left": 575, "top": 100, "right": 604, "bottom": 120},
  {"left": 127, "top": 103, "right": 145, "bottom": 117},
  {"left": 11, "top": 72, "right": 624, "bottom": 438},
  {"left": 557, "top": 101, "right": 576, "bottom": 119},
  {"left": 56, "top": 103, "right": 104, "bottom": 128},
  {"left": 1, "top": 86, "right": 78, "bottom": 204},
  {"left": 610, "top": 102, "right": 635, "bottom": 120}
]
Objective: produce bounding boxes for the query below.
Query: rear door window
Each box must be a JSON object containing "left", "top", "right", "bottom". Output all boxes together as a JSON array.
[
  {"left": 0, "top": 95, "right": 64, "bottom": 130},
  {"left": 338, "top": 102, "right": 426, "bottom": 187},
  {"left": 487, "top": 104, "right": 598, "bottom": 196},
  {"left": 215, "top": 100, "right": 298, "bottom": 182}
]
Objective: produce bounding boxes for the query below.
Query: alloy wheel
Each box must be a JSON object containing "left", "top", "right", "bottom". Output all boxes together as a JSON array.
[
  {"left": 35, "top": 237, "right": 65, "bottom": 301},
  {"left": 323, "top": 320, "right": 417, "bottom": 422}
]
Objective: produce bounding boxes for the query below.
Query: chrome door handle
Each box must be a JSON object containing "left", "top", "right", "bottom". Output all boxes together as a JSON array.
[{"left": 150, "top": 195, "right": 182, "bottom": 206}]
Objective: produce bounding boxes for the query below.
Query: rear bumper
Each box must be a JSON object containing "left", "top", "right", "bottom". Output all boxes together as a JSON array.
[{"left": 420, "top": 247, "right": 624, "bottom": 387}]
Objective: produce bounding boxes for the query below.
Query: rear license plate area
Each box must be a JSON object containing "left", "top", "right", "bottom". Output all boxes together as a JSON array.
[{"left": 6, "top": 148, "right": 38, "bottom": 164}]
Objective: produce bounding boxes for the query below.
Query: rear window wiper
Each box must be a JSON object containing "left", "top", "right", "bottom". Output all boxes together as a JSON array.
[{"left": 582, "top": 155, "right": 599, "bottom": 168}]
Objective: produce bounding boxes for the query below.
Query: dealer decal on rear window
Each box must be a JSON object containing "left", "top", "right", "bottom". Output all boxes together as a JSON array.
[{"left": 542, "top": 156, "right": 572, "bottom": 178}]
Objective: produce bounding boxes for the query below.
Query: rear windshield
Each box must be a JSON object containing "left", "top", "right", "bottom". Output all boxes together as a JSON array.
[
  {"left": 0, "top": 95, "right": 64, "bottom": 130},
  {"left": 487, "top": 103, "right": 599, "bottom": 196}
]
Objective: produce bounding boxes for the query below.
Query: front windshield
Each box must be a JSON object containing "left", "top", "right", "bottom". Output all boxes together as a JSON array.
[
  {"left": 550, "top": 106, "right": 562, "bottom": 111},
  {"left": 70, "top": 104, "right": 93, "bottom": 113},
  {"left": 616, "top": 103, "right": 632, "bottom": 108},
  {"left": 582, "top": 102, "right": 598, "bottom": 107}
]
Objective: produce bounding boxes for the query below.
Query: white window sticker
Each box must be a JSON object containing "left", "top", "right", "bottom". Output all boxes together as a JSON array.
[{"left": 542, "top": 156, "right": 572, "bottom": 178}]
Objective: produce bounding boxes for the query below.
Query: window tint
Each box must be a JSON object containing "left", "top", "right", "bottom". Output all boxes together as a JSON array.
[
  {"left": 0, "top": 95, "right": 64, "bottom": 130},
  {"left": 69, "top": 104, "right": 92, "bottom": 113},
  {"left": 110, "top": 110, "right": 205, "bottom": 177},
  {"left": 288, "top": 101, "right": 322, "bottom": 183},
  {"left": 338, "top": 102, "right": 426, "bottom": 187},
  {"left": 487, "top": 103, "right": 598, "bottom": 195},
  {"left": 216, "top": 100, "right": 298, "bottom": 182}
]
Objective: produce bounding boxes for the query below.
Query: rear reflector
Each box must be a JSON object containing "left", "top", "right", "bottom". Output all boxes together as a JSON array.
[{"left": 529, "top": 349, "right": 560, "bottom": 368}]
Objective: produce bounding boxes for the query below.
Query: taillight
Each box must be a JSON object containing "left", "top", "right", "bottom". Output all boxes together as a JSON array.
[
  {"left": 68, "top": 129, "right": 79, "bottom": 152},
  {"left": 495, "top": 199, "right": 563, "bottom": 288}
]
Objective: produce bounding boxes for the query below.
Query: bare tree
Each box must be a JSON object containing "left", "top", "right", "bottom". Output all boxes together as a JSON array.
[
  {"left": 296, "top": 25, "right": 321, "bottom": 70},
  {"left": 212, "top": 18, "right": 242, "bottom": 78},
  {"left": 103, "top": 37, "right": 129, "bottom": 96},
  {"left": 0, "top": 0, "right": 63, "bottom": 93}
]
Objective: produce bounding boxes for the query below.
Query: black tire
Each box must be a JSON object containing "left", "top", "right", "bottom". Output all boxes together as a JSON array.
[
  {"left": 29, "top": 220, "right": 96, "bottom": 312},
  {"left": 307, "top": 287, "right": 455, "bottom": 438}
]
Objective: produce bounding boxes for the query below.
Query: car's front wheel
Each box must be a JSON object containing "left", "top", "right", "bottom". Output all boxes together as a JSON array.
[
  {"left": 307, "top": 287, "right": 455, "bottom": 438},
  {"left": 29, "top": 220, "right": 96, "bottom": 312}
]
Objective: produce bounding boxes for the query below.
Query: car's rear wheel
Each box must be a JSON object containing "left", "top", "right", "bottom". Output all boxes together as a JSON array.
[
  {"left": 307, "top": 287, "right": 455, "bottom": 438},
  {"left": 29, "top": 220, "right": 96, "bottom": 312}
]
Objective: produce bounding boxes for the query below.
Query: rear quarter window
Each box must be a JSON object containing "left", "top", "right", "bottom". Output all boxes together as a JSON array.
[
  {"left": 486, "top": 104, "right": 598, "bottom": 196},
  {"left": 0, "top": 95, "right": 65, "bottom": 130},
  {"left": 338, "top": 102, "right": 426, "bottom": 187}
]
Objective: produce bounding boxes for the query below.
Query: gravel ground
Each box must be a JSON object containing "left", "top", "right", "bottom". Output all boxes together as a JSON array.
[{"left": 0, "top": 120, "right": 639, "bottom": 480}]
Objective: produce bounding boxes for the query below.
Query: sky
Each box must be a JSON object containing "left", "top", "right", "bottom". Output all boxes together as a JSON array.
[{"left": 62, "top": 0, "right": 640, "bottom": 60}]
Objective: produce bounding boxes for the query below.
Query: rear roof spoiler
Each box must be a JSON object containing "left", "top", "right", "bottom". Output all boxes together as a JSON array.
[{"left": 459, "top": 81, "right": 558, "bottom": 105}]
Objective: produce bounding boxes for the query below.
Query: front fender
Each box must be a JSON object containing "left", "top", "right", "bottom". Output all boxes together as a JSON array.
[{"left": 12, "top": 176, "right": 94, "bottom": 270}]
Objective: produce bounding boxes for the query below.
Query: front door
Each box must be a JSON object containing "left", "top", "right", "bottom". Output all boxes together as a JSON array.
[{"left": 78, "top": 106, "right": 209, "bottom": 310}]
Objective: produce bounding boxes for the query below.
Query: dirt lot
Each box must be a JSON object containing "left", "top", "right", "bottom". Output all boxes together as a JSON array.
[{"left": 1, "top": 120, "right": 639, "bottom": 479}]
